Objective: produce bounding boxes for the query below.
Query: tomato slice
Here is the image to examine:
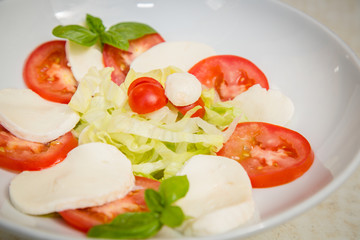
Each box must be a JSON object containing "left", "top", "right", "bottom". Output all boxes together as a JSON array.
[
  {"left": 217, "top": 122, "right": 314, "bottom": 188},
  {"left": 188, "top": 55, "right": 269, "bottom": 101},
  {"left": 103, "top": 33, "right": 165, "bottom": 85},
  {"left": 23, "top": 40, "right": 77, "bottom": 104},
  {"left": 176, "top": 98, "right": 205, "bottom": 118},
  {"left": 59, "top": 176, "right": 160, "bottom": 232},
  {"left": 0, "top": 125, "right": 78, "bottom": 172}
]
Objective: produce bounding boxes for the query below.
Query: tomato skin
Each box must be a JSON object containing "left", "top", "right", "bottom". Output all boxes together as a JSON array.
[
  {"left": 176, "top": 98, "right": 205, "bottom": 118},
  {"left": 188, "top": 55, "right": 269, "bottom": 101},
  {"left": 23, "top": 40, "right": 77, "bottom": 104},
  {"left": 103, "top": 33, "right": 165, "bottom": 85},
  {"left": 127, "top": 77, "right": 163, "bottom": 95},
  {"left": 0, "top": 125, "right": 78, "bottom": 172},
  {"left": 128, "top": 79, "right": 168, "bottom": 114},
  {"left": 59, "top": 176, "right": 160, "bottom": 232},
  {"left": 217, "top": 122, "right": 314, "bottom": 188}
]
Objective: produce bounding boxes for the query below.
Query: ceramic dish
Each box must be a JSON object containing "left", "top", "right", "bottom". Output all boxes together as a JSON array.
[{"left": 0, "top": 0, "right": 360, "bottom": 239}]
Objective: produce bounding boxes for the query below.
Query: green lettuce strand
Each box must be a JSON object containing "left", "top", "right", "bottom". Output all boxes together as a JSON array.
[
  {"left": 69, "top": 67, "right": 113, "bottom": 113},
  {"left": 106, "top": 113, "right": 223, "bottom": 148},
  {"left": 201, "top": 88, "right": 246, "bottom": 129}
]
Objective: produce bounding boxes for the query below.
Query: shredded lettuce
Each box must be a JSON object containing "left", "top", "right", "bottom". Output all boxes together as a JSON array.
[
  {"left": 202, "top": 88, "right": 246, "bottom": 129},
  {"left": 69, "top": 67, "right": 244, "bottom": 180}
]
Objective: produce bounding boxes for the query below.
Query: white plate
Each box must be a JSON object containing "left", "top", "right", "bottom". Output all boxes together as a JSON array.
[{"left": 1, "top": 0, "right": 360, "bottom": 239}]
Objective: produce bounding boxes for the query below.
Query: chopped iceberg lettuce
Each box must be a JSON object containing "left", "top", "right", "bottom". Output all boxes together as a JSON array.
[{"left": 69, "top": 67, "right": 243, "bottom": 180}]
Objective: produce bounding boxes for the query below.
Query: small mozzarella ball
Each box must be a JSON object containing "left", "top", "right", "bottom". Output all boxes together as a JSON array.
[{"left": 165, "top": 73, "right": 202, "bottom": 106}]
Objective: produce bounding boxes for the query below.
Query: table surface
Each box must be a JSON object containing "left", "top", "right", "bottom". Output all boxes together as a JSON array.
[{"left": 1, "top": 0, "right": 360, "bottom": 239}]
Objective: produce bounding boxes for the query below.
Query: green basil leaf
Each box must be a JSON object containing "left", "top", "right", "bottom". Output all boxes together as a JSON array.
[
  {"left": 160, "top": 205, "right": 185, "bottom": 228},
  {"left": 159, "top": 175, "right": 189, "bottom": 205},
  {"left": 52, "top": 25, "right": 98, "bottom": 46},
  {"left": 88, "top": 212, "right": 162, "bottom": 239},
  {"left": 100, "top": 30, "right": 130, "bottom": 50},
  {"left": 108, "top": 22, "right": 157, "bottom": 40},
  {"left": 86, "top": 14, "right": 105, "bottom": 34},
  {"left": 145, "top": 189, "right": 164, "bottom": 213}
]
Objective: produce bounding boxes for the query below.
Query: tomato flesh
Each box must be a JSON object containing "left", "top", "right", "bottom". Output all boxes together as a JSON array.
[
  {"left": 189, "top": 55, "right": 269, "bottom": 101},
  {"left": 0, "top": 125, "right": 78, "bottom": 172},
  {"left": 59, "top": 176, "right": 160, "bottom": 232},
  {"left": 23, "top": 40, "right": 77, "bottom": 104},
  {"left": 103, "top": 33, "right": 165, "bottom": 85},
  {"left": 217, "top": 122, "right": 314, "bottom": 188}
]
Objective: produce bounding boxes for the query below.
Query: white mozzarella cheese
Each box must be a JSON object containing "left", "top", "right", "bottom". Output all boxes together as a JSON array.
[
  {"left": 0, "top": 89, "right": 79, "bottom": 143},
  {"left": 182, "top": 201, "right": 255, "bottom": 236},
  {"left": 175, "top": 154, "right": 254, "bottom": 236},
  {"left": 130, "top": 41, "right": 216, "bottom": 72},
  {"left": 165, "top": 72, "right": 202, "bottom": 106},
  {"left": 65, "top": 40, "right": 105, "bottom": 82},
  {"left": 9, "top": 142, "right": 135, "bottom": 215},
  {"left": 233, "top": 84, "right": 295, "bottom": 126}
]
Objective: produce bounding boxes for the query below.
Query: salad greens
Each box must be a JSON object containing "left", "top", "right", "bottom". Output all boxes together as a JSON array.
[
  {"left": 88, "top": 175, "right": 189, "bottom": 239},
  {"left": 69, "top": 67, "right": 243, "bottom": 180},
  {"left": 52, "top": 14, "right": 157, "bottom": 50}
]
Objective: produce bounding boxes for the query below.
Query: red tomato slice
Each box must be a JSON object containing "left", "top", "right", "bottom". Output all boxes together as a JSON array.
[
  {"left": 0, "top": 125, "right": 78, "bottom": 172},
  {"left": 176, "top": 98, "right": 205, "bottom": 118},
  {"left": 23, "top": 40, "right": 77, "bottom": 104},
  {"left": 103, "top": 33, "right": 165, "bottom": 85},
  {"left": 59, "top": 176, "right": 160, "bottom": 232},
  {"left": 217, "top": 122, "right": 314, "bottom": 188},
  {"left": 188, "top": 55, "right": 269, "bottom": 101}
]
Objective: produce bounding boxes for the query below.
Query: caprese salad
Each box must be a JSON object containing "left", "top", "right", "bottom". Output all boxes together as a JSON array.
[{"left": 0, "top": 14, "right": 314, "bottom": 238}]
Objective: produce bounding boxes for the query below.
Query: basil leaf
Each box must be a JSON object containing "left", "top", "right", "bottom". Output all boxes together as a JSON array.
[
  {"left": 87, "top": 176, "right": 189, "bottom": 238},
  {"left": 160, "top": 205, "right": 185, "bottom": 228},
  {"left": 159, "top": 175, "right": 189, "bottom": 205},
  {"left": 52, "top": 25, "right": 98, "bottom": 46},
  {"left": 109, "top": 22, "right": 157, "bottom": 40},
  {"left": 88, "top": 212, "right": 162, "bottom": 239},
  {"left": 145, "top": 189, "right": 164, "bottom": 213},
  {"left": 52, "top": 14, "right": 160, "bottom": 50},
  {"left": 100, "top": 30, "right": 129, "bottom": 50},
  {"left": 86, "top": 14, "right": 105, "bottom": 34}
]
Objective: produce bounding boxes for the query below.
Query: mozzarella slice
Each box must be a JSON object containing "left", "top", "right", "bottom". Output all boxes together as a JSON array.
[
  {"left": 130, "top": 41, "right": 216, "bottom": 72},
  {"left": 0, "top": 89, "right": 79, "bottom": 143},
  {"left": 165, "top": 72, "right": 202, "bottom": 106},
  {"left": 182, "top": 201, "right": 255, "bottom": 236},
  {"left": 233, "top": 84, "right": 295, "bottom": 126},
  {"left": 65, "top": 40, "right": 105, "bottom": 82},
  {"left": 9, "top": 142, "right": 135, "bottom": 215},
  {"left": 175, "top": 154, "right": 254, "bottom": 236}
]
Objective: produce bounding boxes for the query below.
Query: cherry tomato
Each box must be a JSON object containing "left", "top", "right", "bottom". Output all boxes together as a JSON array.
[
  {"left": 217, "top": 122, "right": 314, "bottom": 188},
  {"left": 128, "top": 78, "right": 168, "bottom": 114},
  {"left": 0, "top": 125, "right": 78, "bottom": 172},
  {"left": 188, "top": 55, "right": 269, "bottom": 101},
  {"left": 59, "top": 176, "right": 160, "bottom": 232},
  {"left": 23, "top": 40, "right": 77, "bottom": 104},
  {"left": 176, "top": 98, "right": 205, "bottom": 118},
  {"left": 103, "top": 33, "right": 165, "bottom": 85},
  {"left": 127, "top": 77, "right": 163, "bottom": 95}
]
